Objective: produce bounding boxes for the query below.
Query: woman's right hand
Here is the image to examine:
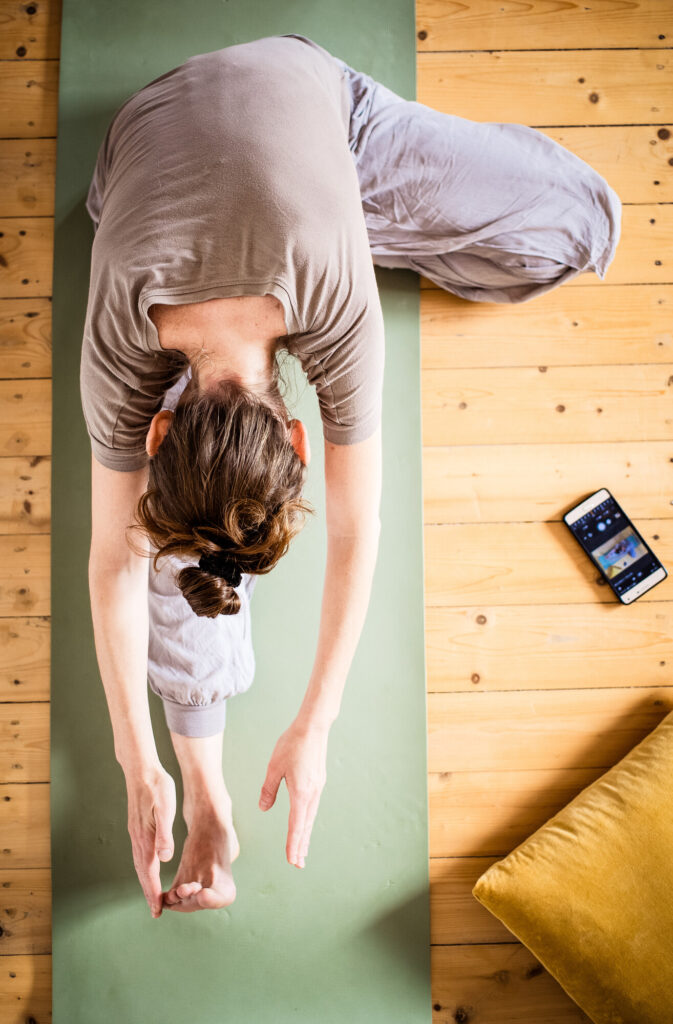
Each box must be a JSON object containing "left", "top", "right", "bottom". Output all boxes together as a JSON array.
[{"left": 124, "top": 764, "right": 177, "bottom": 918}]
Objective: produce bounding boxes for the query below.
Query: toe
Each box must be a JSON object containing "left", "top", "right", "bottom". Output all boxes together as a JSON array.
[
  {"left": 177, "top": 881, "right": 202, "bottom": 898},
  {"left": 164, "top": 880, "right": 235, "bottom": 912},
  {"left": 196, "top": 883, "right": 236, "bottom": 909},
  {"left": 164, "top": 881, "right": 201, "bottom": 908}
]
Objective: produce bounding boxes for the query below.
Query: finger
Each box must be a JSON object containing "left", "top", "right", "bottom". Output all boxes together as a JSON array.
[
  {"left": 298, "top": 792, "right": 321, "bottom": 863},
  {"left": 154, "top": 804, "right": 175, "bottom": 861},
  {"left": 145, "top": 851, "right": 165, "bottom": 917},
  {"left": 259, "top": 766, "right": 283, "bottom": 810},
  {"left": 134, "top": 842, "right": 164, "bottom": 917},
  {"left": 286, "top": 789, "right": 309, "bottom": 867}
]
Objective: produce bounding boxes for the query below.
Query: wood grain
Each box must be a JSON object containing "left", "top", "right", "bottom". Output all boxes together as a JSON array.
[
  {"left": 0, "top": 140, "right": 57, "bottom": 217},
  {"left": 0, "top": 381, "right": 51, "bottom": 457},
  {"left": 0, "top": 0, "right": 62, "bottom": 60},
  {"left": 0, "top": 298, "right": 52, "bottom": 378},
  {"left": 431, "top": 944, "right": 592, "bottom": 1022},
  {"left": 0, "top": 952, "right": 51, "bottom": 1024},
  {"left": 0, "top": 533, "right": 50, "bottom": 618},
  {"left": 0, "top": 5, "right": 59, "bottom": 1017},
  {"left": 424, "top": 520, "right": 673, "bottom": 605},
  {"left": 422, "top": 441, "right": 673, "bottom": 524},
  {"left": 0, "top": 618, "right": 50, "bottom": 701},
  {"left": 422, "top": 364, "right": 673, "bottom": 447},
  {"left": 0, "top": 60, "right": 58, "bottom": 138},
  {"left": 430, "top": 856, "right": 514, "bottom": 943},
  {"left": 0, "top": 456, "right": 51, "bottom": 534},
  {"left": 429, "top": 764, "right": 608, "bottom": 857},
  {"left": 418, "top": 50, "right": 672, "bottom": 125},
  {"left": 427, "top": 686, "right": 673, "bottom": 773},
  {"left": 0, "top": 703, "right": 49, "bottom": 783},
  {"left": 425, "top": 602, "right": 673, "bottom": 692},
  {"left": 417, "top": 0, "right": 672, "bottom": 51},
  {"left": 420, "top": 285, "right": 673, "bottom": 370},
  {"left": 0, "top": 218, "right": 55, "bottom": 298},
  {"left": 0, "top": 868, "right": 51, "bottom": 955},
  {"left": 0, "top": 782, "right": 50, "bottom": 869}
]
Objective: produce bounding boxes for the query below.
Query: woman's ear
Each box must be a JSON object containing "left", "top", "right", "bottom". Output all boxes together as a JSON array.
[
  {"left": 146, "top": 409, "right": 174, "bottom": 456},
  {"left": 288, "top": 418, "right": 310, "bottom": 466}
]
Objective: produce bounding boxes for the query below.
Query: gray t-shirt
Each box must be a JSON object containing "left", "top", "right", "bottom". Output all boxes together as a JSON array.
[{"left": 80, "top": 33, "right": 385, "bottom": 472}]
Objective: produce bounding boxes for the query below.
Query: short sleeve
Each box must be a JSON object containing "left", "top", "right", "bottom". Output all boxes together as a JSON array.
[
  {"left": 298, "top": 295, "right": 385, "bottom": 446},
  {"left": 89, "top": 436, "right": 149, "bottom": 473},
  {"left": 79, "top": 334, "right": 147, "bottom": 471},
  {"left": 80, "top": 329, "right": 188, "bottom": 473}
]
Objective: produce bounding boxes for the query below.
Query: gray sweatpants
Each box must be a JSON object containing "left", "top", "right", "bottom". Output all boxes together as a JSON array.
[{"left": 147, "top": 45, "right": 622, "bottom": 738}]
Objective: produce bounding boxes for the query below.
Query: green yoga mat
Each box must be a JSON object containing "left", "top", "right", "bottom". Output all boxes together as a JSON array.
[{"left": 51, "top": 3, "right": 430, "bottom": 1021}]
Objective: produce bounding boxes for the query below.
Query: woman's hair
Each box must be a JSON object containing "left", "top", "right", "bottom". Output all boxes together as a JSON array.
[{"left": 128, "top": 344, "right": 314, "bottom": 617}]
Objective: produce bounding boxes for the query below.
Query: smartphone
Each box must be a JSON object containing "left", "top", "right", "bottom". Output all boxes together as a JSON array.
[{"left": 563, "top": 488, "right": 667, "bottom": 604}]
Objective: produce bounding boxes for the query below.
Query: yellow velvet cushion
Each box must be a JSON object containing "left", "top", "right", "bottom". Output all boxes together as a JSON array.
[{"left": 472, "top": 708, "right": 673, "bottom": 1024}]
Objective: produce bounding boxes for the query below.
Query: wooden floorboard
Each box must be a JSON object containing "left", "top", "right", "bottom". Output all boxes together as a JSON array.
[
  {"left": 420, "top": 285, "right": 673, "bottom": 369},
  {"left": 417, "top": 50, "right": 672, "bottom": 125},
  {"left": 415, "top": 0, "right": 672, "bottom": 1018},
  {"left": 416, "top": 0, "right": 671, "bottom": 51},
  {"left": 425, "top": 601, "right": 673, "bottom": 691},
  {"left": 0, "top": 0, "right": 670, "bottom": 1019}
]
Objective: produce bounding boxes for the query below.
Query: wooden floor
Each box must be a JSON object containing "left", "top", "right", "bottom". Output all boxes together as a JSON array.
[{"left": 1, "top": 0, "right": 671, "bottom": 1019}]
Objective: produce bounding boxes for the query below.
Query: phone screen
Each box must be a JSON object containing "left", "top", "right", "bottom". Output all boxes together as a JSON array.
[{"left": 566, "top": 492, "right": 663, "bottom": 599}]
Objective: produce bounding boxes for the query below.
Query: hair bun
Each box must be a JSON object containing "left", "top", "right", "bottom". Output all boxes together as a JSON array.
[
  {"left": 176, "top": 564, "right": 242, "bottom": 618},
  {"left": 198, "top": 550, "right": 243, "bottom": 588}
]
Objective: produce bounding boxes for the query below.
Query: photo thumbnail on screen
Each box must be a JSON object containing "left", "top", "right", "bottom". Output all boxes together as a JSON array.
[{"left": 592, "top": 526, "right": 647, "bottom": 579}]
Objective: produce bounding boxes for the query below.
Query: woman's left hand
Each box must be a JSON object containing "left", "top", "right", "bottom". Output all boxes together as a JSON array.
[{"left": 258, "top": 718, "right": 329, "bottom": 868}]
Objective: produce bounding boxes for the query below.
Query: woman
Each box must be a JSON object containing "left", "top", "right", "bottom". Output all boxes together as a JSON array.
[{"left": 81, "top": 33, "right": 621, "bottom": 917}]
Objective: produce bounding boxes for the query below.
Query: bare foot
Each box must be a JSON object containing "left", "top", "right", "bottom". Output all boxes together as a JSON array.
[{"left": 162, "top": 805, "right": 240, "bottom": 913}]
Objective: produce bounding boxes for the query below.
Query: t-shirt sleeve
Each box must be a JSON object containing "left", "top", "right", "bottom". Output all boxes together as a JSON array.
[
  {"left": 89, "top": 436, "right": 149, "bottom": 473},
  {"left": 79, "top": 333, "right": 151, "bottom": 471},
  {"left": 80, "top": 330, "right": 188, "bottom": 473},
  {"left": 302, "top": 292, "right": 385, "bottom": 446}
]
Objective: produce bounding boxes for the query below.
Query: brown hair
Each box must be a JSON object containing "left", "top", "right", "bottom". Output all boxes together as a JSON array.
[{"left": 128, "top": 346, "right": 314, "bottom": 617}]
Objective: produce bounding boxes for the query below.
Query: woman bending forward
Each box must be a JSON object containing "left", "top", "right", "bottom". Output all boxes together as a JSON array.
[{"left": 81, "top": 33, "right": 621, "bottom": 914}]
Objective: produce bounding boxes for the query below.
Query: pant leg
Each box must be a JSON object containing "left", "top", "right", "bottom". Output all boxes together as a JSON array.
[
  {"left": 372, "top": 248, "right": 574, "bottom": 304},
  {"left": 337, "top": 59, "right": 622, "bottom": 304},
  {"left": 147, "top": 553, "right": 259, "bottom": 738}
]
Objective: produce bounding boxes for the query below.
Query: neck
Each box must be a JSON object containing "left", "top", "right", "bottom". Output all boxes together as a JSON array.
[
  {"left": 188, "top": 333, "right": 281, "bottom": 395},
  {"left": 150, "top": 295, "right": 287, "bottom": 386}
]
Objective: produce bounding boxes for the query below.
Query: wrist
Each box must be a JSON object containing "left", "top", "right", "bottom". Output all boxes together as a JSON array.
[
  {"left": 115, "top": 736, "right": 161, "bottom": 776},
  {"left": 294, "top": 708, "right": 336, "bottom": 735}
]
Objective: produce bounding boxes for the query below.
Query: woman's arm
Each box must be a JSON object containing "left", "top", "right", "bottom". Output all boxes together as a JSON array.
[
  {"left": 258, "top": 424, "right": 383, "bottom": 868},
  {"left": 295, "top": 423, "right": 383, "bottom": 729},
  {"left": 88, "top": 455, "right": 177, "bottom": 917},
  {"left": 88, "top": 455, "right": 158, "bottom": 769}
]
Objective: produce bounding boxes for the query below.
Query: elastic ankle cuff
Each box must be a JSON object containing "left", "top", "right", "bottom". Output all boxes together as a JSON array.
[{"left": 161, "top": 697, "right": 227, "bottom": 737}]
